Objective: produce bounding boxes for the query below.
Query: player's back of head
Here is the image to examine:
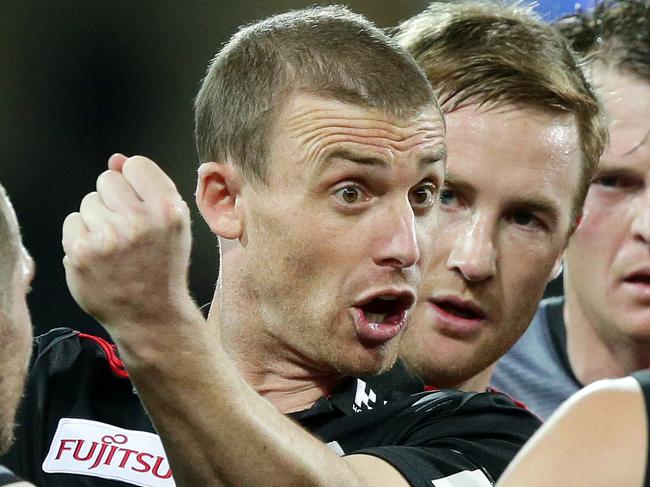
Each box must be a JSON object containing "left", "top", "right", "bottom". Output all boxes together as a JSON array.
[{"left": 556, "top": 0, "right": 650, "bottom": 82}]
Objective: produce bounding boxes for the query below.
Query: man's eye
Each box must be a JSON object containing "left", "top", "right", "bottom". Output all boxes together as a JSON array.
[
  {"left": 592, "top": 174, "right": 642, "bottom": 191},
  {"left": 334, "top": 185, "right": 366, "bottom": 204},
  {"left": 509, "top": 210, "right": 541, "bottom": 228},
  {"left": 439, "top": 188, "right": 457, "bottom": 206},
  {"left": 409, "top": 183, "right": 436, "bottom": 208},
  {"left": 593, "top": 176, "right": 622, "bottom": 188}
]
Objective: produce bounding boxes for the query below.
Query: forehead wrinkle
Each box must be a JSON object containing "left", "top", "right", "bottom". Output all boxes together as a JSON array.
[
  {"left": 285, "top": 116, "right": 440, "bottom": 150},
  {"left": 304, "top": 132, "right": 446, "bottom": 174},
  {"left": 622, "top": 128, "right": 650, "bottom": 157}
]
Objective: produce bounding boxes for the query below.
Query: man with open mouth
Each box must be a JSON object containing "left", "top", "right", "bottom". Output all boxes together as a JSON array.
[
  {"left": 393, "top": 1, "right": 607, "bottom": 395},
  {"left": 494, "top": 0, "right": 650, "bottom": 421},
  {"left": 2, "top": 6, "right": 540, "bottom": 487}
]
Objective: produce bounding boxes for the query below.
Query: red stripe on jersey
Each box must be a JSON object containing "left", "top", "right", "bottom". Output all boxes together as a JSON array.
[
  {"left": 77, "top": 333, "right": 129, "bottom": 379},
  {"left": 487, "top": 386, "right": 533, "bottom": 411}
]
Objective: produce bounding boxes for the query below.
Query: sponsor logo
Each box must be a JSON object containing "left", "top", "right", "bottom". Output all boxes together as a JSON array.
[
  {"left": 353, "top": 379, "right": 377, "bottom": 412},
  {"left": 43, "top": 418, "right": 174, "bottom": 487},
  {"left": 431, "top": 469, "right": 492, "bottom": 487}
]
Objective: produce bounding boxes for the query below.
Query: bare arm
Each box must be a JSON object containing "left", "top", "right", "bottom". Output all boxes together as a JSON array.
[
  {"left": 61, "top": 155, "right": 411, "bottom": 487},
  {"left": 497, "top": 377, "right": 647, "bottom": 487}
]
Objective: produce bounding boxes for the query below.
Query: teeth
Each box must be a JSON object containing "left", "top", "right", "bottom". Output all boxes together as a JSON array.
[
  {"left": 378, "top": 295, "right": 398, "bottom": 301},
  {"left": 366, "top": 312, "right": 388, "bottom": 324}
]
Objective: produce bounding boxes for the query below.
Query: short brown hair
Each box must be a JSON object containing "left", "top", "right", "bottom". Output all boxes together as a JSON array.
[
  {"left": 394, "top": 1, "right": 608, "bottom": 221},
  {"left": 556, "top": 0, "right": 650, "bottom": 82},
  {"left": 195, "top": 5, "right": 438, "bottom": 184}
]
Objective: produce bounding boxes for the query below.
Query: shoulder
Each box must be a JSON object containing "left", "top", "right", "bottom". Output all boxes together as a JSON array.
[
  {"left": 498, "top": 377, "right": 646, "bottom": 487},
  {"left": 561, "top": 377, "right": 645, "bottom": 432},
  {"left": 345, "top": 389, "right": 541, "bottom": 485},
  {"left": 524, "top": 296, "right": 563, "bottom": 338},
  {"left": 0, "top": 465, "right": 32, "bottom": 487},
  {"left": 31, "top": 327, "right": 128, "bottom": 379}
]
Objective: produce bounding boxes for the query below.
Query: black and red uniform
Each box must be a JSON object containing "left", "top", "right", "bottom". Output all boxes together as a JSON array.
[
  {"left": 0, "top": 465, "right": 23, "bottom": 486},
  {"left": 2, "top": 328, "right": 540, "bottom": 486}
]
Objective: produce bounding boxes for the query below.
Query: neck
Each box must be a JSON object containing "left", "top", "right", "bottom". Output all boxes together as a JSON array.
[
  {"left": 456, "top": 365, "right": 494, "bottom": 393},
  {"left": 209, "top": 288, "right": 344, "bottom": 414},
  {"left": 564, "top": 289, "right": 649, "bottom": 385}
]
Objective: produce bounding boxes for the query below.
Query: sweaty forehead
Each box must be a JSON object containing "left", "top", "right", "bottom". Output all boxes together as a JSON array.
[
  {"left": 446, "top": 104, "right": 579, "bottom": 170},
  {"left": 274, "top": 93, "right": 445, "bottom": 159}
]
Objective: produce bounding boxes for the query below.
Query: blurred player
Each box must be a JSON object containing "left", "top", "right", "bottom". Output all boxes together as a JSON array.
[{"left": 494, "top": 0, "right": 650, "bottom": 420}]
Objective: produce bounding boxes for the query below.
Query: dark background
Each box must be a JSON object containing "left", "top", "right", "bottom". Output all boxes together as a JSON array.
[{"left": 0, "top": 1, "right": 583, "bottom": 337}]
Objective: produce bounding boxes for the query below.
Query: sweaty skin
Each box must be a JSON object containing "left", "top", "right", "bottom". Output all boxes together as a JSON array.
[
  {"left": 400, "top": 103, "right": 580, "bottom": 390},
  {"left": 62, "top": 93, "right": 446, "bottom": 486},
  {"left": 215, "top": 95, "right": 446, "bottom": 393}
]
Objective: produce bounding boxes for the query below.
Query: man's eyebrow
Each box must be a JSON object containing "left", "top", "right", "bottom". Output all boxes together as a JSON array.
[
  {"left": 316, "top": 146, "right": 445, "bottom": 173},
  {"left": 443, "top": 174, "right": 475, "bottom": 195},
  {"left": 422, "top": 145, "right": 447, "bottom": 168},
  {"left": 313, "top": 149, "right": 387, "bottom": 174}
]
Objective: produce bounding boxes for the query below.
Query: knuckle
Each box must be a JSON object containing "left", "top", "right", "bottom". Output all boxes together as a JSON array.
[
  {"left": 161, "top": 198, "right": 189, "bottom": 230},
  {"left": 96, "top": 170, "right": 116, "bottom": 191},
  {"left": 79, "top": 191, "right": 99, "bottom": 211},
  {"left": 123, "top": 155, "right": 151, "bottom": 173}
]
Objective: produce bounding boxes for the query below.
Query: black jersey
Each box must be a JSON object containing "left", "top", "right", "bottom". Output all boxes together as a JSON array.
[
  {"left": 2, "top": 328, "right": 540, "bottom": 486},
  {"left": 0, "top": 465, "right": 22, "bottom": 486},
  {"left": 632, "top": 370, "right": 650, "bottom": 487}
]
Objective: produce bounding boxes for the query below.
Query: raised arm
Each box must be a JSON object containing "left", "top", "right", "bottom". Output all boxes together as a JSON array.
[{"left": 61, "top": 155, "right": 412, "bottom": 487}]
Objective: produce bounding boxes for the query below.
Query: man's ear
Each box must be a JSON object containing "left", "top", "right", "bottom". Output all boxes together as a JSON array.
[{"left": 196, "top": 162, "right": 244, "bottom": 239}]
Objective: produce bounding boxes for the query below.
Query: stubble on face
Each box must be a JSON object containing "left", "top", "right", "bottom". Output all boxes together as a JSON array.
[
  {"left": 401, "top": 103, "right": 580, "bottom": 388},
  {"left": 224, "top": 93, "right": 446, "bottom": 377}
]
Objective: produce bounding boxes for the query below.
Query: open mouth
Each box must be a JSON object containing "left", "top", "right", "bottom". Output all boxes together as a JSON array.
[
  {"left": 625, "top": 273, "right": 650, "bottom": 285},
  {"left": 433, "top": 299, "right": 486, "bottom": 321},
  {"left": 352, "top": 292, "right": 415, "bottom": 344},
  {"left": 358, "top": 294, "right": 413, "bottom": 325}
]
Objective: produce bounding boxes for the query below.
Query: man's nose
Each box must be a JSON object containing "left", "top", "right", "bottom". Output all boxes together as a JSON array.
[
  {"left": 631, "top": 187, "right": 650, "bottom": 246},
  {"left": 446, "top": 216, "right": 497, "bottom": 282},
  {"left": 373, "top": 202, "right": 420, "bottom": 270}
]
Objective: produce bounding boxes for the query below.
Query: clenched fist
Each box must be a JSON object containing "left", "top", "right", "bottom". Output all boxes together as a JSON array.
[{"left": 62, "top": 154, "right": 195, "bottom": 344}]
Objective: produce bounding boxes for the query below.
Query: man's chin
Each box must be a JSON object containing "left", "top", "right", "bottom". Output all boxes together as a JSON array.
[
  {"left": 334, "top": 344, "right": 399, "bottom": 377},
  {"left": 345, "top": 352, "right": 397, "bottom": 377}
]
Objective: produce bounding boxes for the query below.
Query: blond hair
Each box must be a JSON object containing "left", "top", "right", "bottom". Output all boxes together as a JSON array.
[{"left": 395, "top": 1, "right": 608, "bottom": 220}]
